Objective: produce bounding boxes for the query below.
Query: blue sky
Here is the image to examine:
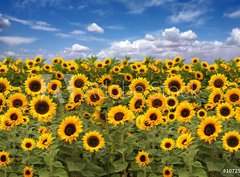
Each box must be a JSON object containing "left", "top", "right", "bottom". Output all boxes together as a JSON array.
[{"left": 0, "top": 0, "right": 240, "bottom": 61}]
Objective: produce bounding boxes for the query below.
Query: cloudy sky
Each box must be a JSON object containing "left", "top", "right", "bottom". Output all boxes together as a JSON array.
[{"left": 0, "top": 0, "right": 240, "bottom": 62}]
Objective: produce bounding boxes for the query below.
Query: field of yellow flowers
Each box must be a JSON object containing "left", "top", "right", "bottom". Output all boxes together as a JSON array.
[{"left": 0, "top": 56, "right": 240, "bottom": 177}]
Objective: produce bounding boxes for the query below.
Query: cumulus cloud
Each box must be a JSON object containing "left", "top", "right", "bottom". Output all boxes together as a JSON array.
[
  {"left": 57, "top": 43, "right": 90, "bottom": 59},
  {"left": 96, "top": 27, "right": 240, "bottom": 62},
  {"left": 224, "top": 10, "right": 240, "bottom": 18},
  {"left": 0, "top": 14, "right": 11, "bottom": 31},
  {"left": 170, "top": 10, "right": 204, "bottom": 23},
  {"left": 87, "top": 23, "right": 104, "bottom": 34},
  {"left": 0, "top": 36, "right": 37, "bottom": 46}
]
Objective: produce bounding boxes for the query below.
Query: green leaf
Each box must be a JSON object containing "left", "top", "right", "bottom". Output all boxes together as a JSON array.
[
  {"left": 54, "top": 168, "right": 68, "bottom": 177},
  {"left": 113, "top": 159, "right": 128, "bottom": 172},
  {"left": 66, "top": 160, "right": 86, "bottom": 172},
  {"left": 9, "top": 174, "right": 18, "bottom": 177},
  {"left": 30, "top": 156, "right": 43, "bottom": 164},
  {"left": 39, "top": 169, "right": 51, "bottom": 177},
  {"left": 53, "top": 161, "right": 64, "bottom": 168},
  {"left": 192, "top": 161, "right": 203, "bottom": 168},
  {"left": 192, "top": 168, "right": 208, "bottom": 177},
  {"left": 206, "top": 161, "right": 225, "bottom": 171},
  {"left": 148, "top": 173, "right": 158, "bottom": 177},
  {"left": 178, "top": 168, "right": 190, "bottom": 177}
]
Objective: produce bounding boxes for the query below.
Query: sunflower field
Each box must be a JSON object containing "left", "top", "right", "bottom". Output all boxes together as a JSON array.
[{"left": 0, "top": 56, "right": 240, "bottom": 177}]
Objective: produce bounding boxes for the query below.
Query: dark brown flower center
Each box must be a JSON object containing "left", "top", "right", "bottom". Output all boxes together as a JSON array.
[
  {"left": 150, "top": 113, "right": 157, "bottom": 120},
  {"left": 0, "top": 83, "right": 6, "bottom": 92},
  {"left": 169, "top": 114, "right": 174, "bottom": 120},
  {"left": 34, "top": 101, "right": 50, "bottom": 114},
  {"left": 114, "top": 112, "right": 124, "bottom": 121},
  {"left": 64, "top": 123, "right": 76, "bottom": 136},
  {"left": 10, "top": 113, "right": 18, "bottom": 120},
  {"left": 169, "top": 80, "right": 181, "bottom": 92},
  {"left": 0, "top": 155, "right": 6, "bottom": 162},
  {"left": 199, "top": 111, "right": 205, "bottom": 117},
  {"left": 134, "top": 99, "right": 142, "bottom": 109},
  {"left": 74, "top": 94, "right": 81, "bottom": 103},
  {"left": 90, "top": 94, "right": 100, "bottom": 102},
  {"left": 25, "top": 142, "right": 32, "bottom": 148},
  {"left": 74, "top": 79, "right": 84, "bottom": 88},
  {"left": 103, "top": 78, "right": 111, "bottom": 86},
  {"left": 165, "top": 170, "right": 170, "bottom": 175},
  {"left": 230, "top": 94, "right": 239, "bottom": 102},
  {"left": 213, "top": 94, "right": 221, "bottom": 103},
  {"left": 167, "top": 99, "right": 175, "bottom": 106},
  {"left": 100, "top": 113, "right": 106, "bottom": 120},
  {"left": 182, "top": 139, "right": 187, "bottom": 145},
  {"left": 165, "top": 142, "right": 171, "bottom": 148},
  {"left": 220, "top": 106, "right": 230, "bottom": 116},
  {"left": 112, "top": 89, "right": 118, "bottom": 95},
  {"left": 51, "top": 84, "right": 57, "bottom": 90},
  {"left": 135, "top": 83, "right": 146, "bottom": 92},
  {"left": 87, "top": 136, "right": 99, "bottom": 147},
  {"left": 152, "top": 99, "right": 162, "bottom": 108},
  {"left": 192, "top": 84, "right": 197, "bottom": 91},
  {"left": 227, "top": 136, "right": 239, "bottom": 147},
  {"left": 29, "top": 81, "right": 41, "bottom": 92},
  {"left": 214, "top": 79, "right": 224, "bottom": 88},
  {"left": 13, "top": 99, "right": 23, "bottom": 108},
  {"left": 25, "top": 170, "right": 31, "bottom": 175},
  {"left": 204, "top": 124, "right": 216, "bottom": 136},
  {"left": 181, "top": 109, "right": 190, "bottom": 118},
  {"left": 140, "top": 155, "right": 146, "bottom": 162}
]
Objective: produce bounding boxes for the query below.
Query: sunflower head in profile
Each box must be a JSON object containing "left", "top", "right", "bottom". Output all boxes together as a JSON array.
[
  {"left": 164, "top": 75, "right": 185, "bottom": 96},
  {"left": 222, "top": 131, "right": 240, "bottom": 153},
  {"left": 82, "top": 131, "right": 105, "bottom": 152},
  {"left": 29, "top": 95, "right": 56, "bottom": 122},
  {"left": 176, "top": 133, "right": 193, "bottom": 149},
  {"left": 37, "top": 133, "right": 54, "bottom": 149},
  {"left": 162, "top": 166, "right": 173, "bottom": 177},
  {"left": 21, "top": 138, "right": 35, "bottom": 151},
  {"left": 0, "top": 77, "right": 10, "bottom": 94},
  {"left": 24, "top": 166, "right": 33, "bottom": 177},
  {"left": 69, "top": 74, "right": 88, "bottom": 89},
  {"left": 47, "top": 80, "right": 62, "bottom": 94},
  {"left": 208, "top": 74, "right": 227, "bottom": 89},
  {"left": 208, "top": 88, "right": 223, "bottom": 104},
  {"left": 5, "top": 108, "right": 23, "bottom": 126},
  {"left": 129, "top": 93, "right": 145, "bottom": 113},
  {"left": 145, "top": 107, "right": 162, "bottom": 126},
  {"left": 175, "top": 102, "right": 194, "bottom": 122},
  {"left": 8, "top": 93, "right": 28, "bottom": 109},
  {"left": 129, "top": 77, "right": 150, "bottom": 94},
  {"left": 177, "top": 126, "right": 187, "bottom": 134},
  {"left": 68, "top": 88, "right": 84, "bottom": 106},
  {"left": 161, "top": 138, "right": 175, "bottom": 151},
  {"left": 0, "top": 93, "right": 5, "bottom": 112},
  {"left": 135, "top": 150, "right": 150, "bottom": 167},
  {"left": 0, "top": 151, "right": 10, "bottom": 166},
  {"left": 108, "top": 105, "right": 134, "bottom": 126},
  {"left": 100, "top": 75, "right": 112, "bottom": 87},
  {"left": 25, "top": 75, "right": 46, "bottom": 95},
  {"left": 38, "top": 126, "right": 48, "bottom": 134},
  {"left": 136, "top": 115, "right": 152, "bottom": 131},
  {"left": 147, "top": 93, "right": 166, "bottom": 110},
  {"left": 166, "top": 96, "right": 178, "bottom": 109},
  {"left": 86, "top": 88, "right": 105, "bottom": 106},
  {"left": 216, "top": 102, "right": 234, "bottom": 120},
  {"left": 0, "top": 116, "right": 12, "bottom": 130},
  {"left": 197, "top": 116, "right": 222, "bottom": 144},
  {"left": 225, "top": 88, "right": 240, "bottom": 104},
  {"left": 186, "top": 80, "right": 201, "bottom": 94},
  {"left": 58, "top": 116, "right": 83, "bottom": 144},
  {"left": 108, "top": 85, "right": 123, "bottom": 100}
]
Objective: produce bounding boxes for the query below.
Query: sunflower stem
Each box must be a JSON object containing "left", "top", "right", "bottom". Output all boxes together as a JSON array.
[
  {"left": 4, "top": 166, "right": 7, "bottom": 177},
  {"left": 48, "top": 148, "right": 53, "bottom": 177},
  {"left": 143, "top": 167, "right": 147, "bottom": 177},
  {"left": 120, "top": 125, "right": 127, "bottom": 177}
]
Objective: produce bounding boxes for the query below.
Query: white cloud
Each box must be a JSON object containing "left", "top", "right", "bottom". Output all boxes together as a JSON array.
[
  {"left": 0, "top": 36, "right": 37, "bottom": 46},
  {"left": 71, "top": 44, "right": 89, "bottom": 52},
  {"left": 96, "top": 27, "right": 240, "bottom": 62},
  {"left": 57, "top": 43, "right": 90, "bottom": 59},
  {"left": 224, "top": 10, "right": 240, "bottom": 18},
  {"left": 87, "top": 23, "right": 104, "bottom": 34},
  {"left": 0, "top": 14, "right": 11, "bottom": 31},
  {"left": 170, "top": 10, "right": 204, "bottom": 23},
  {"left": 70, "top": 30, "right": 85, "bottom": 35},
  {"left": 226, "top": 28, "right": 240, "bottom": 46},
  {"left": 7, "top": 16, "right": 59, "bottom": 32},
  {"left": 106, "top": 25, "right": 124, "bottom": 30}
]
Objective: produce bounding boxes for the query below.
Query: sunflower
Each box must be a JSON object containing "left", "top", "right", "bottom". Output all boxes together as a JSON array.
[
  {"left": 95, "top": 61, "right": 105, "bottom": 69},
  {"left": 47, "top": 80, "right": 62, "bottom": 94},
  {"left": 124, "top": 73, "right": 133, "bottom": 82},
  {"left": 161, "top": 138, "right": 175, "bottom": 151},
  {"left": 145, "top": 108, "right": 162, "bottom": 126},
  {"left": 100, "top": 75, "right": 112, "bottom": 87},
  {"left": 177, "top": 126, "right": 187, "bottom": 134},
  {"left": 104, "top": 58, "right": 111, "bottom": 65},
  {"left": 208, "top": 64, "right": 218, "bottom": 72},
  {"left": 29, "top": 95, "right": 56, "bottom": 122},
  {"left": 108, "top": 85, "right": 123, "bottom": 99},
  {"left": 162, "top": 166, "right": 173, "bottom": 177},
  {"left": 121, "top": 59, "right": 128, "bottom": 66},
  {"left": 216, "top": 102, "right": 234, "bottom": 120},
  {"left": 0, "top": 151, "right": 10, "bottom": 166},
  {"left": 5, "top": 108, "right": 23, "bottom": 126},
  {"left": 182, "top": 64, "right": 191, "bottom": 71},
  {"left": 147, "top": 93, "right": 166, "bottom": 110},
  {"left": 43, "top": 64, "right": 52, "bottom": 72},
  {"left": 197, "top": 116, "right": 222, "bottom": 144},
  {"left": 201, "top": 61, "right": 209, "bottom": 69},
  {"left": 24, "top": 166, "right": 33, "bottom": 177},
  {"left": 191, "top": 57, "right": 199, "bottom": 64},
  {"left": 25, "top": 75, "right": 46, "bottom": 95},
  {"left": 58, "top": 116, "right": 83, "bottom": 144},
  {"left": 165, "top": 59, "right": 175, "bottom": 69},
  {"left": 194, "top": 71, "right": 203, "bottom": 80},
  {"left": 135, "top": 150, "right": 150, "bottom": 167},
  {"left": 175, "top": 102, "right": 194, "bottom": 122},
  {"left": 208, "top": 88, "right": 223, "bottom": 104},
  {"left": 186, "top": 80, "right": 201, "bottom": 94},
  {"left": 69, "top": 74, "right": 88, "bottom": 89},
  {"left": 164, "top": 75, "right": 185, "bottom": 96},
  {"left": 235, "top": 107, "right": 240, "bottom": 122},
  {"left": 222, "top": 131, "right": 240, "bottom": 153},
  {"left": 167, "top": 112, "right": 176, "bottom": 122},
  {"left": 176, "top": 133, "right": 193, "bottom": 149},
  {"left": 166, "top": 96, "right": 178, "bottom": 109},
  {"left": 129, "top": 77, "right": 150, "bottom": 94},
  {"left": 82, "top": 131, "right": 105, "bottom": 152},
  {"left": 108, "top": 105, "right": 133, "bottom": 126},
  {"left": 0, "top": 77, "right": 10, "bottom": 94},
  {"left": 8, "top": 93, "right": 28, "bottom": 109},
  {"left": 55, "top": 71, "right": 64, "bottom": 80},
  {"left": 86, "top": 88, "right": 105, "bottom": 106},
  {"left": 174, "top": 56, "right": 182, "bottom": 63},
  {"left": 38, "top": 126, "right": 48, "bottom": 134},
  {"left": 0, "top": 93, "right": 5, "bottom": 112},
  {"left": 208, "top": 74, "right": 227, "bottom": 89},
  {"left": 0, "top": 116, "right": 12, "bottom": 130},
  {"left": 136, "top": 115, "right": 152, "bottom": 131},
  {"left": 68, "top": 88, "right": 84, "bottom": 106},
  {"left": 225, "top": 88, "right": 240, "bottom": 104},
  {"left": 197, "top": 109, "right": 207, "bottom": 119},
  {"left": 37, "top": 133, "right": 54, "bottom": 149},
  {"left": 21, "top": 138, "right": 35, "bottom": 151},
  {"left": 129, "top": 93, "right": 145, "bottom": 113}
]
